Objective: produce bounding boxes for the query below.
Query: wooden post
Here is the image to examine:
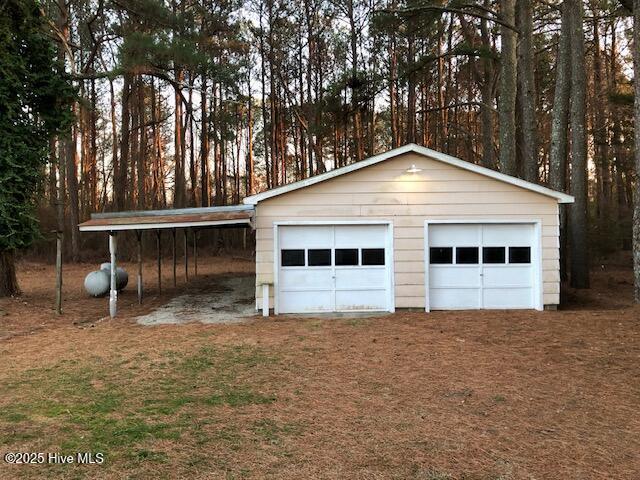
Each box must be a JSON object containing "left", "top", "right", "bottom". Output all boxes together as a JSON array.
[
  {"left": 193, "top": 229, "right": 198, "bottom": 277},
  {"left": 109, "top": 232, "right": 118, "bottom": 318},
  {"left": 184, "top": 229, "right": 189, "bottom": 281},
  {"left": 55, "top": 230, "right": 63, "bottom": 315},
  {"left": 136, "top": 230, "right": 143, "bottom": 304},
  {"left": 156, "top": 229, "right": 162, "bottom": 294},
  {"left": 172, "top": 228, "right": 177, "bottom": 287}
]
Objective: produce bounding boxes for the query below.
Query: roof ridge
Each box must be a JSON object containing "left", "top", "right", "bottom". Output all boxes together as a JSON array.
[{"left": 243, "top": 145, "right": 574, "bottom": 205}]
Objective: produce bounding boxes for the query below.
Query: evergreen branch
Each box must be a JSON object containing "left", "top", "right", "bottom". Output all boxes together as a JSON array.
[
  {"left": 417, "top": 101, "right": 497, "bottom": 114},
  {"left": 378, "top": 4, "right": 520, "bottom": 34}
]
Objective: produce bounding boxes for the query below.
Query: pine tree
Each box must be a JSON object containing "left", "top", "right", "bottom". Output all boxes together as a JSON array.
[{"left": 0, "top": 0, "right": 74, "bottom": 296}]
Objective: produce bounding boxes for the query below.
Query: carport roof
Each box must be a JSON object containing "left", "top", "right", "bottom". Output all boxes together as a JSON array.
[{"left": 78, "top": 205, "right": 254, "bottom": 232}]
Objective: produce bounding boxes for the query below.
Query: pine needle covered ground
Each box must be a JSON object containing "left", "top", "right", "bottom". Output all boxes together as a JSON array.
[{"left": 0, "top": 256, "right": 638, "bottom": 479}]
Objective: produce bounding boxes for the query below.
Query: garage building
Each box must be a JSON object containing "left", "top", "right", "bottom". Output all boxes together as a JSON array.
[{"left": 243, "top": 144, "right": 574, "bottom": 314}]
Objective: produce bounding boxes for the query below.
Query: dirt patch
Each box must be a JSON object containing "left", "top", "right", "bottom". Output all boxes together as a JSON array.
[{"left": 136, "top": 276, "right": 256, "bottom": 325}]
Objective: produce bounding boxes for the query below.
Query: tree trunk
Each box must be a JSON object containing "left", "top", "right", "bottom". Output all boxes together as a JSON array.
[
  {"left": 0, "top": 250, "right": 20, "bottom": 297},
  {"left": 150, "top": 78, "right": 161, "bottom": 207},
  {"left": 109, "top": 79, "right": 118, "bottom": 209},
  {"left": 444, "top": 16, "right": 454, "bottom": 153},
  {"left": 347, "top": 0, "right": 364, "bottom": 161},
  {"left": 174, "top": 69, "right": 185, "bottom": 207},
  {"left": 480, "top": 0, "right": 495, "bottom": 168},
  {"left": 549, "top": 2, "right": 572, "bottom": 282},
  {"left": 201, "top": 76, "right": 210, "bottom": 206},
  {"left": 549, "top": 3, "right": 571, "bottom": 191},
  {"left": 116, "top": 74, "right": 130, "bottom": 211},
  {"left": 389, "top": 34, "right": 399, "bottom": 148},
  {"left": 89, "top": 78, "right": 98, "bottom": 211},
  {"left": 48, "top": 139, "right": 57, "bottom": 208},
  {"left": 436, "top": 19, "right": 446, "bottom": 150},
  {"left": 304, "top": 0, "right": 315, "bottom": 177},
  {"left": 591, "top": 10, "right": 611, "bottom": 229},
  {"left": 406, "top": 35, "right": 417, "bottom": 144},
  {"left": 130, "top": 78, "right": 140, "bottom": 208},
  {"left": 266, "top": 0, "right": 278, "bottom": 186},
  {"left": 633, "top": 0, "right": 640, "bottom": 301},
  {"left": 568, "top": 0, "right": 590, "bottom": 289},
  {"left": 188, "top": 79, "right": 197, "bottom": 207},
  {"left": 516, "top": 0, "right": 538, "bottom": 182},
  {"left": 136, "top": 77, "right": 146, "bottom": 209},
  {"left": 213, "top": 84, "right": 222, "bottom": 203},
  {"left": 47, "top": 139, "right": 57, "bottom": 208},
  {"left": 498, "top": 0, "right": 517, "bottom": 175},
  {"left": 65, "top": 110, "right": 80, "bottom": 262},
  {"left": 259, "top": 1, "right": 271, "bottom": 188},
  {"left": 247, "top": 76, "right": 255, "bottom": 195}
]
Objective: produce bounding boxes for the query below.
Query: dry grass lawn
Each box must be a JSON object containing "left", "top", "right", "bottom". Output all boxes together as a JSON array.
[{"left": 0, "top": 254, "right": 638, "bottom": 479}]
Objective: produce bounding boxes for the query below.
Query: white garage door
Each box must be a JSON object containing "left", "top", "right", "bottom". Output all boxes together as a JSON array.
[
  {"left": 427, "top": 223, "right": 538, "bottom": 310},
  {"left": 277, "top": 225, "right": 391, "bottom": 313}
]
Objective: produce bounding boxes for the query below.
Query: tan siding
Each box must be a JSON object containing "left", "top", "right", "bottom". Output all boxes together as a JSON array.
[
  {"left": 256, "top": 262, "right": 273, "bottom": 275},
  {"left": 255, "top": 152, "right": 562, "bottom": 308},
  {"left": 395, "top": 272, "right": 426, "bottom": 285},
  {"left": 262, "top": 191, "right": 553, "bottom": 206},
  {"left": 395, "top": 285, "right": 425, "bottom": 297},
  {"left": 394, "top": 261, "right": 425, "bottom": 273},
  {"left": 360, "top": 204, "right": 555, "bottom": 216},
  {"left": 256, "top": 239, "right": 272, "bottom": 252},
  {"left": 404, "top": 191, "right": 553, "bottom": 204},
  {"left": 396, "top": 297, "right": 426, "bottom": 308},
  {"left": 395, "top": 238, "right": 426, "bottom": 250},
  {"left": 308, "top": 179, "right": 533, "bottom": 194},
  {"left": 543, "top": 283, "right": 560, "bottom": 294},
  {"left": 395, "top": 250, "right": 424, "bottom": 262},
  {"left": 394, "top": 227, "right": 425, "bottom": 238},
  {"left": 327, "top": 168, "right": 496, "bottom": 182},
  {"left": 260, "top": 205, "right": 363, "bottom": 216},
  {"left": 546, "top": 293, "right": 560, "bottom": 305},
  {"left": 256, "top": 251, "right": 273, "bottom": 264},
  {"left": 543, "top": 270, "right": 560, "bottom": 282}
]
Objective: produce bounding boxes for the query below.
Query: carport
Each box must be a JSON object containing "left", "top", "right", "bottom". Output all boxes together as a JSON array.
[{"left": 78, "top": 205, "right": 254, "bottom": 318}]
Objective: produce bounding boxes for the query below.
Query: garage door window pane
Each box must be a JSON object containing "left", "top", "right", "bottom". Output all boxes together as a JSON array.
[
  {"left": 456, "top": 247, "right": 479, "bottom": 264},
  {"left": 362, "top": 248, "right": 385, "bottom": 265},
  {"left": 509, "top": 246, "right": 531, "bottom": 264},
  {"left": 430, "top": 247, "right": 453, "bottom": 264},
  {"left": 483, "top": 247, "right": 505, "bottom": 264},
  {"left": 308, "top": 249, "right": 331, "bottom": 266},
  {"left": 281, "top": 249, "right": 305, "bottom": 266},
  {"left": 335, "top": 248, "right": 358, "bottom": 266}
]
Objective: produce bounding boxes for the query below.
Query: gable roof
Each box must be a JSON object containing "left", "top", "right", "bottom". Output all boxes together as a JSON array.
[{"left": 243, "top": 144, "right": 574, "bottom": 205}]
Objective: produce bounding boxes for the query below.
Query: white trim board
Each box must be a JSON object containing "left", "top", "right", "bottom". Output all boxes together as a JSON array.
[
  {"left": 79, "top": 218, "right": 251, "bottom": 232},
  {"left": 91, "top": 204, "right": 254, "bottom": 219},
  {"left": 243, "top": 144, "right": 574, "bottom": 205}
]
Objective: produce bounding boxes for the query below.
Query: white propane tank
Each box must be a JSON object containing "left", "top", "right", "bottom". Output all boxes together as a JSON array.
[
  {"left": 101, "top": 263, "right": 129, "bottom": 291},
  {"left": 115, "top": 268, "right": 128, "bottom": 290},
  {"left": 84, "top": 270, "right": 110, "bottom": 297}
]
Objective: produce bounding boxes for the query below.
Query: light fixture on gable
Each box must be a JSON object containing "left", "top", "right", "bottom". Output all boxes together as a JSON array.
[{"left": 406, "top": 164, "right": 422, "bottom": 174}]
